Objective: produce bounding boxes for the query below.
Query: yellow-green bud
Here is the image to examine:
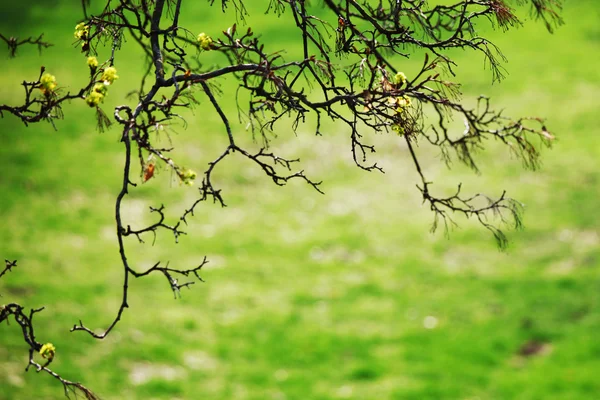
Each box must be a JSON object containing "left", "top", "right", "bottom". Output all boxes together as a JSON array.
[
  {"left": 180, "top": 168, "right": 197, "bottom": 186},
  {"left": 74, "top": 23, "right": 89, "bottom": 40},
  {"left": 40, "top": 73, "right": 57, "bottom": 93},
  {"left": 101, "top": 66, "right": 119, "bottom": 84},
  {"left": 392, "top": 124, "right": 405, "bottom": 136},
  {"left": 87, "top": 56, "right": 98, "bottom": 69},
  {"left": 85, "top": 91, "right": 104, "bottom": 107},
  {"left": 395, "top": 95, "right": 411, "bottom": 113},
  {"left": 39, "top": 343, "right": 56, "bottom": 360},
  {"left": 93, "top": 83, "right": 108, "bottom": 96},
  {"left": 197, "top": 33, "right": 213, "bottom": 51},
  {"left": 394, "top": 71, "right": 407, "bottom": 86}
]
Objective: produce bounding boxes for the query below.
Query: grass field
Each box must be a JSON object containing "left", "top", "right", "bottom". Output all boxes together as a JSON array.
[{"left": 1, "top": 1, "right": 599, "bottom": 399}]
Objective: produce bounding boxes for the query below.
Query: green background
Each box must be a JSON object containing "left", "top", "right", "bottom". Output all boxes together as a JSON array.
[{"left": 1, "top": 1, "right": 599, "bottom": 399}]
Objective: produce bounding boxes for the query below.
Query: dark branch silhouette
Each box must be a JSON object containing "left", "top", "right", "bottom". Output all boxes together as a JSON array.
[
  {"left": 0, "top": 33, "right": 52, "bottom": 57},
  {"left": 1, "top": 0, "right": 562, "bottom": 395},
  {"left": 1, "top": 261, "right": 98, "bottom": 399}
]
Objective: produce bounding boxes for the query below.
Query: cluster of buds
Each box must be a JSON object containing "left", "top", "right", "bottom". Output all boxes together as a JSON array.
[
  {"left": 390, "top": 95, "right": 412, "bottom": 136},
  {"left": 381, "top": 69, "right": 408, "bottom": 91},
  {"left": 178, "top": 168, "right": 197, "bottom": 186},
  {"left": 39, "top": 343, "right": 56, "bottom": 361},
  {"left": 390, "top": 95, "right": 412, "bottom": 114},
  {"left": 74, "top": 23, "right": 89, "bottom": 40},
  {"left": 74, "top": 23, "right": 91, "bottom": 52},
  {"left": 101, "top": 66, "right": 119, "bottom": 84},
  {"left": 380, "top": 70, "right": 412, "bottom": 136},
  {"left": 197, "top": 33, "right": 213, "bottom": 51},
  {"left": 391, "top": 123, "right": 405, "bottom": 136},
  {"left": 394, "top": 71, "right": 407, "bottom": 86},
  {"left": 85, "top": 83, "right": 106, "bottom": 107},
  {"left": 87, "top": 56, "right": 99, "bottom": 74},
  {"left": 39, "top": 72, "right": 57, "bottom": 96},
  {"left": 85, "top": 64, "right": 119, "bottom": 108}
]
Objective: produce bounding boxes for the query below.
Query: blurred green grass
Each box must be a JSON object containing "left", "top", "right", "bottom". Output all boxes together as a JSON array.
[{"left": 1, "top": 1, "right": 599, "bottom": 399}]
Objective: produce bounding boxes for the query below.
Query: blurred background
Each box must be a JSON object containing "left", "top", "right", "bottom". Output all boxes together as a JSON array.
[{"left": 1, "top": 1, "right": 599, "bottom": 399}]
